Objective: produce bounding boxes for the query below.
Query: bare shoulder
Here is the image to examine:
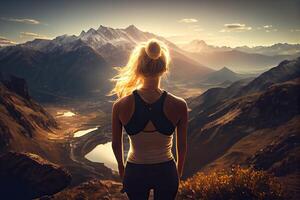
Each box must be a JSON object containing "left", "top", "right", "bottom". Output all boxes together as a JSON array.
[
  {"left": 112, "top": 93, "right": 134, "bottom": 112},
  {"left": 166, "top": 91, "right": 188, "bottom": 110}
]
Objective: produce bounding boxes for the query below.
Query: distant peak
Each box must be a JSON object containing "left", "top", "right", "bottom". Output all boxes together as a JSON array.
[
  {"left": 219, "top": 66, "right": 234, "bottom": 73},
  {"left": 190, "top": 40, "right": 207, "bottom": 45},
  {"left": 87, "top": 28, "right": 97, "bottom": 33},
  {"left": 125, "top": 24, "right": 139, "bottom": 31},
  {"left": 98, "top": 25, "right": 110, "bottom": 31},
  {"left": 79, "top": 30, "right": 86, "bottom": 37}
]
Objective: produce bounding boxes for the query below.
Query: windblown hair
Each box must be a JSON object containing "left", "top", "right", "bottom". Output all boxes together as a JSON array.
[{"left": 109, "top": 39, "right": 170, "bottom": 99}]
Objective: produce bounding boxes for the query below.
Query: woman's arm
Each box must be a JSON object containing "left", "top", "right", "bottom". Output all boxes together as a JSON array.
[
  {"left": 176, "top": 100, "right": 188, "bottom": 179},
  {"left": 111, "top": 101, "right": 125, "bottom": 179}
]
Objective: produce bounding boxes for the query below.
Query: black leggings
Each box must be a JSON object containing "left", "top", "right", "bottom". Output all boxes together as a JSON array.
[{"left": 121, "top": 159, "right": 179, "bottom": 200}]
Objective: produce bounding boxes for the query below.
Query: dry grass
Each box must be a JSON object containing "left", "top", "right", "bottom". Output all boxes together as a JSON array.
[{"left": 178, "top": 166, "right": 285, "bottom": 200}]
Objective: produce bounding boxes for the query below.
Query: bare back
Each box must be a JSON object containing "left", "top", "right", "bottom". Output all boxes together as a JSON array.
[{"left": 116, "top": 89, "right": 186, "bottom": 131}]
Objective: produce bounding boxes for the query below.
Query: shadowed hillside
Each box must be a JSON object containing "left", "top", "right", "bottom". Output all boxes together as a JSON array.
[
  {"left": 185, "top": 58, "right": 300, "bottom": 198},
  {"left": 0, "top": 75, "right": 58, "bottom": 152},
  {"left": 0, "top": 75, "right": 116, "bottom": 187}
]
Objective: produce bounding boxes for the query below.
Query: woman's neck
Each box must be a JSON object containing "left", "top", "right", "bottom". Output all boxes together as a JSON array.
[{"left": 140, "top": 76, "right": 161, "bottom": 91}]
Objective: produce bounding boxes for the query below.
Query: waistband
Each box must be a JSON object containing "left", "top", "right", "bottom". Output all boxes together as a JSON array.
[{"left": 126, "top": 158, "right": 175, "bottom": 167}]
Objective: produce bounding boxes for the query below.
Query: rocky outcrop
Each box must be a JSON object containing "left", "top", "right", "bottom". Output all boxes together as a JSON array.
[
  {"left": 247, "top": 134, "right": 300, "bottom": 176},
  {"left": 0, "top": 152, "right": 71, "bottom": 200},
  {"left": 49, "top": 179, "right": 127, "bottom": 200}
]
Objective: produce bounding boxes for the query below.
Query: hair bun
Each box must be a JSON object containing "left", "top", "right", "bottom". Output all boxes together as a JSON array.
[{"left": 145, "top": 40, "right": 161, "bottom": 60}]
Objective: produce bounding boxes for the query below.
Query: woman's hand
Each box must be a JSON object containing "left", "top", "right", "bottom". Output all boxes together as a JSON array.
[{"left": 118, "top": 164, "right": 125, "bottom": 180}]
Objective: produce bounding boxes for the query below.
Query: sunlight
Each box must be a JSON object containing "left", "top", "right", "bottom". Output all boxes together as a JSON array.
[{"left": 73, "top": 127, "right": 98, "bottom": 137}]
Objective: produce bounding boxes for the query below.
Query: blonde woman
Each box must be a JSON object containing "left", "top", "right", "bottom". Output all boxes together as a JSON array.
[{"left": 110, "top": 39, "right": 188, "bottom": 200}]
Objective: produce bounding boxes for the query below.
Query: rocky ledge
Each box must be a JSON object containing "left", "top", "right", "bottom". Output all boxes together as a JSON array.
[{"left": 0, "top": 152, "right": 71, "bottom": 200}]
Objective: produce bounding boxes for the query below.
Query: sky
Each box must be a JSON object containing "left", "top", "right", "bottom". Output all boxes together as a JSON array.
[{"left": 0, "top": 0, "right": 300, "bottom": 47}]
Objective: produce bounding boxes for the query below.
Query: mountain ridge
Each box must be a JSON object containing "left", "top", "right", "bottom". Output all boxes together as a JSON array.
[
  {"left": 182, "top": 39, "right": 300, "bottom": 56},
  {"left": 0, "top": 25, "right": 212, "bottom": 101},
  {"left": 185, "top": 57, "right": 300, "bottom": 197}
]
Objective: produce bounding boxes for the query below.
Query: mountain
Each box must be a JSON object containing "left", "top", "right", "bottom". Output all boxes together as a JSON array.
[
  {"left": 200, "top": 66, "right": 254, "bottom": 85},
  {"left": 188, "top": 57, "right": 300, "bottom": 121},
  {"left": 235, "top": 43, "right": 300, "bottom": 56},
  {"left": 182, "top": 40, "right": 300, "bottom": 56},
  {"left": 0, "top": 75, "right": 58, "bottom": 152},
  {"left": 240, "top": 58, "right": 300, "bottom": 95},
  {"left": 0, "top": 43, "right": 111, "bottom": 102},
  {"left": 180, "top": 40, "right": 231, "bottom": 53},
  {"left": 186, "top": 49, "right": 297, "bottom": 73},
  {"left": 181, "top": 40, "right": 300, "bottom": 73},
  {"left": 185, "top": 57, "right": 300, "bottom": 197},
  {"left": 0, "top": 25, "right": 212, "bottom": 101}
]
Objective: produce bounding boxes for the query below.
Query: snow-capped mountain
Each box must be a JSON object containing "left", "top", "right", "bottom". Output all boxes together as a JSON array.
[
  {"left": 0, "top": 25, "right": 212, "bottom": 101},
  {"left": 20, "top": 25, "right": 181, "bottom": 64}
]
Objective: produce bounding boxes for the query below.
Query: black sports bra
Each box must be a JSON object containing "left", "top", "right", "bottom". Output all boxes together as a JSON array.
[{"left": 124, "top": 89, "right": 176, "bottom": 136}]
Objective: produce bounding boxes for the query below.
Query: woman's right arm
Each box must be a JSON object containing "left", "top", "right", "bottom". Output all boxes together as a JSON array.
[
  {"left": 111, "top": 101, "right": 125, "bottom": 179},
  {"left": 176, "top": 100, "right": 188, "bottom": 179}
]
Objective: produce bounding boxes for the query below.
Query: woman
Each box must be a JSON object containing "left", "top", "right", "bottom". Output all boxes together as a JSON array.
[{"left": 110, "top": 39, "right": 188, "bottom": 200}]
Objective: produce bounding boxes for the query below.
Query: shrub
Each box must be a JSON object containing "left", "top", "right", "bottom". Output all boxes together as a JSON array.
[{"left": 178, "top": 166, "right": 284, "bottom": 200}]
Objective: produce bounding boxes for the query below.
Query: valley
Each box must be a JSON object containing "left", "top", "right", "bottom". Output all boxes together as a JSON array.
[{"left": 0, "top": 24, "right": 299, "bottom": 199}]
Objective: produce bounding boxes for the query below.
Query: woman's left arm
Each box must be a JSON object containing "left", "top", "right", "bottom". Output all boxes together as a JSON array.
[{"left": 111, "top": 101, "right": 125, "bottom": 179}]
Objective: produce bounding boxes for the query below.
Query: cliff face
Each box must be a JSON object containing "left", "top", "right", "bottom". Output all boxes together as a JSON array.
[{"left": 0, "top": 75, "right": 57, "bottom": 152}]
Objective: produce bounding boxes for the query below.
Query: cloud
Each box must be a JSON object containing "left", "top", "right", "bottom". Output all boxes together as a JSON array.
[
  {"left": 0, "top": 36, "right": 17, "bottom": 46},
  {"left": 265, "top": 29, "right": 278, "bottom": 33},
  {"left": 1, "top": 17, "right": 41, "bottom": 25},
  {"left": 20, "top": 32, "right": 52, "bottom": 40},
  {"left": 262, "top": 25, "right": 278, "bottom": 32},
  {"left": 290, "top": 29, "right": 300, "bottom": 32},
  {"left": 178, "top": 18, "right": 198, "bottom": 23},
  {"left": 220, "top": 23, "right": 252, "bottom": 32},
  {"left": 263, "top": 25, "right": 273, "bottom": 29}
]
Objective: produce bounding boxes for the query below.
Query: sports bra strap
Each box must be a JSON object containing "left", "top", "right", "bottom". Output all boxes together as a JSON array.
[
  {"left": 124, "top": 89, "right": 175, "bottom": 135},
  {"left": 133, "top": 89, "right": 167, "bottom": 107}
]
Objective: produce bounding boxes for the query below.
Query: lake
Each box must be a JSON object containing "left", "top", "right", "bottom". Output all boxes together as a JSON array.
[
  {"left": 85, "top": 142, "right": 118, "bottom": 171},
  {"left": 73, "top": 127, "right": 98, "bottom": 137}
]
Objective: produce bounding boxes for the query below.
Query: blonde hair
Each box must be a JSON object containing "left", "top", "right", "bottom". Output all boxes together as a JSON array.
[{"left": 109, "top": 39, "right": 170, "bottom": 99}]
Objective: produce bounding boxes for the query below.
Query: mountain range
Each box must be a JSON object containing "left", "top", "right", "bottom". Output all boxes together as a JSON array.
[
  {"left": 181, "top": 40, "right": 300, "bottom": 56},
  {"left": 181, "top": 40, "right": 300, "bottom": 72},
  {"left": 200, "top": 66, "right": 254, "bottom": 86},
  {"left": 0, "top": 25, "right": 212, "bottom": 102},
  {"left": 2, "top": 25, "right": 299, "bottom": 102}
]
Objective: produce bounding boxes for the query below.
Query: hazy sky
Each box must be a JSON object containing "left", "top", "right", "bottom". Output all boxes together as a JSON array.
[{"left": 0, "top": 0, "right": 300, "bottom": 47}]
